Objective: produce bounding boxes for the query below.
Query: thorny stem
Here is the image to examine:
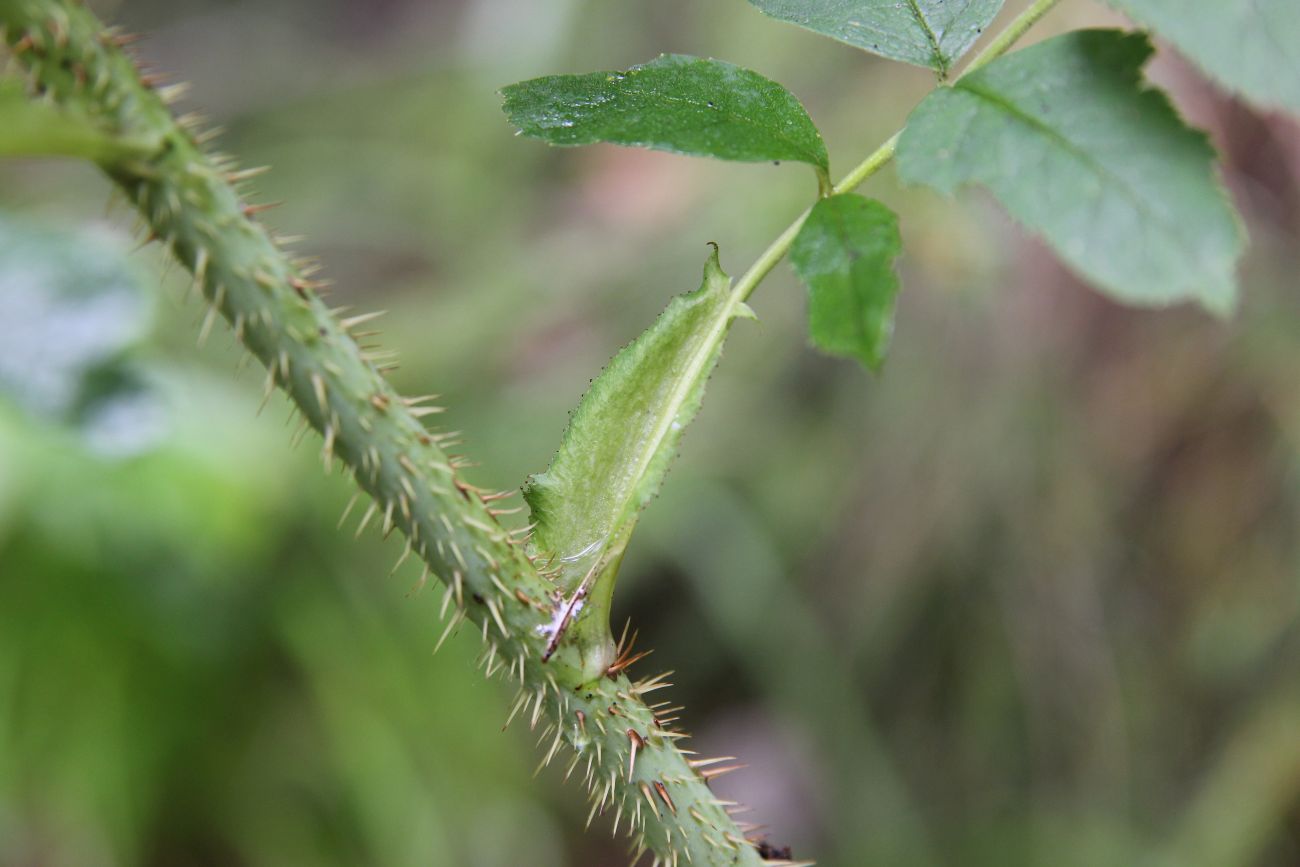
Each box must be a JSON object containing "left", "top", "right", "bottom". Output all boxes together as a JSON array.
[
  {"left": 0, "top": 2, "right": 780, "bottom": 865},
  {"left": 0, "top": 1, "right": 1065, "bottom": 865},
  {"left": 729, "top": 0, "right": 1065, "bottom": 308}
]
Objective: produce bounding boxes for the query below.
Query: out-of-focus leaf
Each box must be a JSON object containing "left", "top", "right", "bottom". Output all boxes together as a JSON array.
[
  {"left": 790, "top": 194, "right": 901, "bottom": 371},
  {"left": 746, "top": 0, "right": 1005, "bottom": 75},
  {"left": 1108, "top": 0, "right": 1300, "bottom": 115},
  {"left": 523, "top": 247, "right": 750, "bottom": 658},
  {"left": 897, "top": 30, "right": 1243, "bottom": 314},
  {"left": 0, "top": 215, "right": 163, "bottom": 452},
  {"left": 0, "top": 78, "right": 154, "bottom": 162},
  {"left": 502, "top": 54, "right": 829, "bottom": 186},
  {"left": 1159, "top": 697, "right": 1300, "bottom": 867}
]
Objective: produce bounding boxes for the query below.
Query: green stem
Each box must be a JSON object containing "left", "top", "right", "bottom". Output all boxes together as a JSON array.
[
  {"left": 0, "top": 2, "right": 769, "bottom": 864},
  {"left": 832, "top": 131, "right": 901, "bottom": 198},
  {"left": 0, "top": 1, "right": 1065, "bottom": 864},
  {"left": 962, "top": 0, "right": 1065, "bottom": 77},
  {"left": 730, "top": 0, "right": 1064, "bottom": 307}
]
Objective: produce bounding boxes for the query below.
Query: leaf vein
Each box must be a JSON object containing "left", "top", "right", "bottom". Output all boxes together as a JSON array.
[{"left": 954, "top": 78, "right": 1216, "bottom": 273}]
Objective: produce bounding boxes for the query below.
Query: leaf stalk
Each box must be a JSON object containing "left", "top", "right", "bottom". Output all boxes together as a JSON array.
[{"left": 729, "top": 0, "right": 1066, "bottom": 309}]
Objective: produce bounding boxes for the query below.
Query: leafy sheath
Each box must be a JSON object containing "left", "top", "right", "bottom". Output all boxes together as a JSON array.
[
  {"left": 524, "top": 247, "right": 750, "bottom": 669},
  {"left": 0, "top": 3, "right": 773, "bottom": 864},
  {"left": 897, "top": 29, "right": 1243, "bottom": 313}
]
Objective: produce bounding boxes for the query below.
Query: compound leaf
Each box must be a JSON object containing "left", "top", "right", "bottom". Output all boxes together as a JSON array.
[
  {"left": 502, "top": 54, "right": 829, "bottom": 186},
  {"left": 790, "top": 194, "right": 902, "bottom": 371},
  {"left": 897, "top": 30, "right": 1244, "bottom": 314},
  {"left": 1108, "top": 0, "right": 1300, "bottom": 114},
  {"left": 747, "top": 0, "right": 1005, "bottom": 75}
]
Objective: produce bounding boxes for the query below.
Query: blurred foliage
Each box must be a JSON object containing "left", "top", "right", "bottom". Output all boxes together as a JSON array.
[
  {"left": 0, "top": 216, "right": 164, "bottom": 456},
  {"left": 1, "top": 1, "right": 1298, "bottom": 865}
]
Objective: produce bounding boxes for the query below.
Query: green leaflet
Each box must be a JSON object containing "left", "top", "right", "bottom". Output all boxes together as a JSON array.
[
  {"left": 1108, "top": 0, "right": 1300, "bottom": 115},
  {"left": 790, "top": 194, "right": 902, "bottom": 372},
  {"left": 501, "top": 54, "right": 830, "bottom": 189},
  {"left": 747, "top": 0, "right": 1005, "bottom": 75},
  {"left": 896, "top": 30, "right": 1244, "bottom": 314},
  {"left": 524, "top": 247, "right": 749, "bottom": 665},
  {"left": 0, "top": 78, "right": 155, "bottom": 161}
]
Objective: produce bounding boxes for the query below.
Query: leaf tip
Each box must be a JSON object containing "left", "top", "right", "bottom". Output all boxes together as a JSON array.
[
  {"left": 1199, "top": 283, "right": 1239, "bottom": 320},
  {"left": 703, "top": 241, "right": 727, "bottom": 281}
]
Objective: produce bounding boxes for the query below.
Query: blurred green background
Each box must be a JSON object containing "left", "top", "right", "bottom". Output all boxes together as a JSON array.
[{"left": 1, "top": 1, "right": 1298, "bottom": 865}]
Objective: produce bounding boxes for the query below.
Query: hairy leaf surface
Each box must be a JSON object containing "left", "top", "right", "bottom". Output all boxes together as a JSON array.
[
  {"left": 1108, "top": 0, "right": 1300, "bottom": 114},
  {"left": 790, "top": 194, "right": 901, "bottom": 371},
  {"left": 747, "top": 0, "right": 1005, "bottom": 74},
  {"left": 897, "top": 30, "right": 1243, "bottom": 314},
  {"left": 502, "top": 54, "right": 829, "bottom": 184},
  {"left": 524, "top": 248, "right": 748, "bottom": 635}
]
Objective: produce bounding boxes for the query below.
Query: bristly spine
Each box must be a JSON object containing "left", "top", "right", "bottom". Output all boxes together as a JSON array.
[{"left": 0, "top": 1, "right": 788, "bottom": 864}]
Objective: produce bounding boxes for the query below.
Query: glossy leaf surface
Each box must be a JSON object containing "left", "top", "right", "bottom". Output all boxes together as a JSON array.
[{"left": 502, "top": 54, "right": 829, "bottom": 183}]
